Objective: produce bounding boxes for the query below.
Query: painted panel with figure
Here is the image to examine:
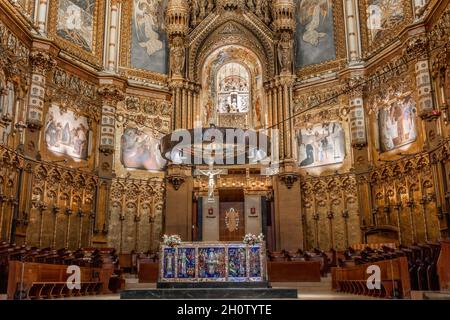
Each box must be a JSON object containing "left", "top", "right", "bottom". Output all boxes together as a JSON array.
[
  {"left": 120, "top": 127, "right": 166, "bottom": 171},
  {"left": 131, "top": 0, "right": 168, "bottom": 73},
  {"left": 57, "top": 0, "right": 95, "bottom": 52},
  {"left": 379, "top": 95, "right": 417, "bottom": 152},
  {"left": 297, "top": 122, "right": 345, "bottom": 168},
  {"left": 44, "top": 105, "right": 89, "bottom": 160},
  {"left": 366, "top": 0, "right": 404, "bottom": 43},
  {"left": 295, "top": 0, "right": 336, "bottom": 68}
]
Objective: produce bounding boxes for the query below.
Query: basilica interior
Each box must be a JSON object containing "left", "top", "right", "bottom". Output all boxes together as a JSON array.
[{"left": 0, "top": 0, "right": 449, "bottom": 300}]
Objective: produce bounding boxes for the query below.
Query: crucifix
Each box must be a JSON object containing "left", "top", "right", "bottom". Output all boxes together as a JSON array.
[{"left": 196, "top": 162, "right": 224, "bottom": 203}]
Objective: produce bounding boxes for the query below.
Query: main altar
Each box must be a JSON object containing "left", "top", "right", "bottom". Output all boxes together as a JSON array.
[
  {"left": 121, "top": 241, "right": 297, "bottom": 299},
  {"left": 159, "top": 242, "right": 267, "bottom": 284}
]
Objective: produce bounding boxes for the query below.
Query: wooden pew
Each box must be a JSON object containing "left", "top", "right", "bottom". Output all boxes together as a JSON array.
[
  {"left": 332, "top": 257, "right": 411, "bottom": 299},
  {"left": 138, "top": 258, "right": 159, "bottom": 283},
  {"left": 437, "top": 239, "right": 450, "bottom": 290},
  {"left": 6, "top": 261, "right": 114, "bottom": 300},
  {"left": 268, "top": 261, "right": 321, "bottom": 282}
]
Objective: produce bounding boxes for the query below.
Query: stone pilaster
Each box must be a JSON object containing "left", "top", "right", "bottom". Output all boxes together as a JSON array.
[
  {"left": 97, "top": 85, "right": 124, "bottom": 177},
  {"left": 165, "top": 164, "right": 193, "bottom": 240},
  {"left": 36, "top": 0, "right": 50, "bottom": 34},
  {"left": 24, "top": 51, "right": 55, "bottom": 158},
  {"left": 105, "top": 0, "right": 122, "bottom": 72},
  {"left": 343, "top": 0, "right": 362, "bottom": 63}
]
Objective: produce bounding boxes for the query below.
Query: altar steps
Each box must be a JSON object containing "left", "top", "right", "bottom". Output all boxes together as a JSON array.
[
  {"left": 120, "top": 287, "right": 298, "bottom": 300},
  {"left": 121, "top": 280, "right": 298, "bottom": 299}
]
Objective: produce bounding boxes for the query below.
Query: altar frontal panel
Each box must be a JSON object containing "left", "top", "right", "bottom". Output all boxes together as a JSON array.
[{"left": 159, "top": 242, "right": 267, "bottom": 283}]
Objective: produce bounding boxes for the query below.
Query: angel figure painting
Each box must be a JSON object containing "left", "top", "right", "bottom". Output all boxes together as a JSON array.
[
  {"left": 131, "top": 0, "right": 168, "bottom": 74},
  {"left": 56, "top": 0, "right": 95, "bottom": 51},
  {"left": 120, "top": 127, "right": 166, "bottom": 171},
  {"left": 295, "top": 0, "right": 336, "bottom": 68},
  {"left": 366, "top": 0, "right": 404, "bottom": 43}
]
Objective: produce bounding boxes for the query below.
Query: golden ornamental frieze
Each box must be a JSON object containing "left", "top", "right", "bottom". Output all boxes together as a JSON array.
[{"left": 0, "top": 20, "right": 29, "bottom": 77}]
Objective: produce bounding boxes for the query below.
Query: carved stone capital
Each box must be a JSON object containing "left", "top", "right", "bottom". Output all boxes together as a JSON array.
[
  {"left": 26, "top": 118, "right": 43, "bottom": 132},
  {"left": 167, "top": 175, "right": 185, "bottom": 191},
  {"left": 98, "top": 86, "right": 124, "bottom": 106},
  {"left": 30, "top": 51, "right": 56, "bottom": 75},
  {"left": 279, "top": 173, "right": 299, "bottom": 189},
  {"left": 99, "top": 145, "right": 115, "bottom": 156}
]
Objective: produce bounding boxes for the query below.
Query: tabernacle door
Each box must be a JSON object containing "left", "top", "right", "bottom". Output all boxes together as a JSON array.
[{"left": 219, "top": 202, "right": 245, "bottom": 241}]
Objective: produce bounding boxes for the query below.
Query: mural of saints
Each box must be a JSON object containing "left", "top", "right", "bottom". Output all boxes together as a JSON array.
[
  {"left": 57, "top": 0, "right": 95, "bottom": 51},
  {"left": 131, "top": 0, "right": 168, "bottom": 74},
  {"left": 297, "top": 122, "right": 345, "bottom": 168},
  {"left": 378, "top": 95, "right": 417, "bottom": 152},
  {"left": 295, "top": 0, "right": 336, "bottom": 67},
  {"left": 120, "top": 127, "right": 166, "bottom": 171},
  {"left": 44, "top": 105, "right": 90, "bottom": 160}
]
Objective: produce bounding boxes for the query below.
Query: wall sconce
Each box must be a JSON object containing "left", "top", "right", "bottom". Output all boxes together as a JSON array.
[
  {"left": 208, "top": 208, "right": 214, "bottom": 216},
  {"left": 250, "top": 207, "right": 256, "bottom": 215}
]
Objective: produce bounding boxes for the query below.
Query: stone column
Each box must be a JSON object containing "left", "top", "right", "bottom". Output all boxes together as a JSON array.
[
  {"left": 97, "top": 85, "right": 124, "bottom": 172},
  {"left": 96, "top": 85, "right": 123, "bottom": 245},
  {"left": 105, "top": 0, "right": 122, "bottom": 72},
  {"left": 165, "top": 164, "right": 193, "bottom": 240},
  {"left": 343, "top": 0, "right": 362, "bottom": 63},
  {"left": 270, "top": 0, "right": 303, "bottom": 250},
  {"left": 36, "top": 0, "right": 50, "bottom": 34}
]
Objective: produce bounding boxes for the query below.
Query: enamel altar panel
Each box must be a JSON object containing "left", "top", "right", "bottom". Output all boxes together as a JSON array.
[{"left": 159, "top": 242, "right": 267, "bottom": 283}]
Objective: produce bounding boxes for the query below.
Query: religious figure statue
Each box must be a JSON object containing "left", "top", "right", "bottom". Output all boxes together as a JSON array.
[
  {"left": 197, "top": 165, "right": 223, "bottom": 202},
  {"left": 278, "top": 32, "right": 293, "bottom": 74},
  {"left": 170, "top": 37, "right": 185, "bottom": 76},
  {"left": 165, "top": 251, "right": 174, "bottom": 276},
  {"left": 180, "top": 250, "right": 188, "bottom": 275},
  {"left": 206, "top": 250, "right": 218, "bottom": 275}
]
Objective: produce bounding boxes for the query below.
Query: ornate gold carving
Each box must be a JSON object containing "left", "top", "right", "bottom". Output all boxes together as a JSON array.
[{"left": 359, "top": 0, "right": 414, "bottom": 58}]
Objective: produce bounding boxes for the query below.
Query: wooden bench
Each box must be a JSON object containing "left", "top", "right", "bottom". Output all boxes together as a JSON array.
[
  {"left": 7, "top": 261, "right": 114, "bottom": 300},
  {"left": 332, "top": 257, "right": 410, "bottom": 299},
  {"left": 268, "top": 261, "right": 321, "bottom": 282}
]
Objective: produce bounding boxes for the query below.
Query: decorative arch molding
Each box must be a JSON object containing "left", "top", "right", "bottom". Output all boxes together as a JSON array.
[{"left": 188, "top": 12, "right": 275, "bottom": 82}]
